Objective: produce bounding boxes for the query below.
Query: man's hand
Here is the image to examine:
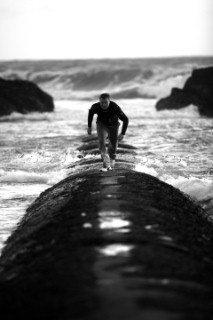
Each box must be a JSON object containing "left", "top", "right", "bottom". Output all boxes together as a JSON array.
[
  {"left": 118, "top": 134, "right": 124, "bottom": 141},
  {"left": 87, "top": 127, "right": 92, "bottom": 135}
]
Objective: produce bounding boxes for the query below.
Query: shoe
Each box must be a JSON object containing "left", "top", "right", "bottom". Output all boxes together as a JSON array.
[
  {"left": 111, "top": 160, "right": 115, "bottom": 168},
  {"left": 100, "top": 166, "right": 112, "bottom": 172}
]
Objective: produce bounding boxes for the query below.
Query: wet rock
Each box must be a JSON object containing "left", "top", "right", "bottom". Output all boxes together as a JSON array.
[
  {"left": 77, "top": 141, "right": 137, "bottom": 151},
  {"left": 0, "top": 161, "right": 213, "bottom": 319},
  {"left": 156, "top": 67, "right": 213, "bottom": 116},
  {"left": 77, "top": 138, "right": 138, "bottom": 157},
  {"left": 0, "top": 77, "right": 54, "bottom": 117}
]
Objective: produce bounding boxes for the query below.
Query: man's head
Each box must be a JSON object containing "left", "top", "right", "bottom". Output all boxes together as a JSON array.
[{"left": 99, "top": 93, "right": 110, "bottom": 110}]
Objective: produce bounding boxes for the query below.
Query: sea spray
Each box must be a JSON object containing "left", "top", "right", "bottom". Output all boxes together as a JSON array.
[
  {"left": 0, "top": 77, "right": 213, "bottom": 253},
  {"left": 1, "top": 57, "right": 212, "bottom": 100}
]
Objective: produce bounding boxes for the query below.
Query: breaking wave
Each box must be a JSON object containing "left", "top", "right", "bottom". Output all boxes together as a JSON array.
[
  {"left": 134, "top": 163, "right": 213, "bottom": 202},
  {"left": 134, "top": 163, "right": 213, "bottom": 220},
  {"left": 1, "top": 57, "right": 212, "bottom": 100},
  {"left": 0, "top": 168, "right": 67, "bottom": 185}
]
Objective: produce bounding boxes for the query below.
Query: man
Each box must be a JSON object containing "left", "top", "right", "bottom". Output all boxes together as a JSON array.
[{"left": 87, "top": 93, "right": 129, "bottom": 172}]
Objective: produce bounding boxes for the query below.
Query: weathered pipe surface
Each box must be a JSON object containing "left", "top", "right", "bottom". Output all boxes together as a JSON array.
[{"left": 0, "top": 137, "right": 213, "bottom": 320}]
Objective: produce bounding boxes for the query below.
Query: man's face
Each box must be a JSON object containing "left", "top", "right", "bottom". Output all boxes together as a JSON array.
[{"left": 99, "top": 98, "right": 110, "bottom": 110}]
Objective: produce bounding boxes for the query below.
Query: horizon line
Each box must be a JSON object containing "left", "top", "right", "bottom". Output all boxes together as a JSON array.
[{"left": 0, "top": 55, "right": 213, "bottom": 63}]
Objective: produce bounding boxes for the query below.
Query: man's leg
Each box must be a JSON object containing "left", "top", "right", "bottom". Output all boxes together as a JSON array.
[
  {"left": 107, "top": 124, "right": 119, "bottom": 166},
  {"left": 96, "top": 122, "right": 110, "bottom": 168}
]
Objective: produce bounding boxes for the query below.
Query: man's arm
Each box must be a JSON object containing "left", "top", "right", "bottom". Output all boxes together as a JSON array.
[
  {"left": 88, "top": 107, "right": 94, "bottom": 128},
  {"left": 88, "top": 105, "right": 95, "bottom": 134},
  {"left": 115, "top": 106, "right": 129, "bottom": 135}
]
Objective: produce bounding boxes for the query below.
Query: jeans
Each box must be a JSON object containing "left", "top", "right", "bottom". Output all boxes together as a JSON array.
[{"left": 96, "top": 121, "right": 119, "bottom": 168}]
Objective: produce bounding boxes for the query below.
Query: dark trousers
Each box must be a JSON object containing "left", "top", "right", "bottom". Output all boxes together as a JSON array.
[{"left": 96, "top": 121, "right": 119, "bottom": 167}]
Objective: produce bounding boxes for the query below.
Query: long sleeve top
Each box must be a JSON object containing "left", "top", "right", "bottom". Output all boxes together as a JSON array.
[{"left": 88, "top": 100, "right": 129, "bottom": 135}]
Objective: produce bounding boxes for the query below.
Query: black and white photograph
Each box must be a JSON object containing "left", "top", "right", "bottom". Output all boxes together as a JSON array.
[{"left": 0, "top": 0, "right": 213, "bottom": 319}]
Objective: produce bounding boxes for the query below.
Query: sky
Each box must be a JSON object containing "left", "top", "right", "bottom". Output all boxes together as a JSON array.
[{"left": 0, "top": 0, "right": 212, "bottom": 60}]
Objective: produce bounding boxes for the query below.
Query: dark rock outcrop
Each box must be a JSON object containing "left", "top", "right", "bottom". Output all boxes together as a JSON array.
[
  {"left": 156, "top": 67, "right": 213, "bottom": 116},
  {"left": 0, "top": 78, "right": 54, "bottom": 117},
  {"left": 0, "top": 137, "right": 213, "bottom": 319}
]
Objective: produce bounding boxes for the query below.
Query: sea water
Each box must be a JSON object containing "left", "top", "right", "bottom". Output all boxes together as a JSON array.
[{"left": 0, "top": 99, "right": 213, "bottom": 254}]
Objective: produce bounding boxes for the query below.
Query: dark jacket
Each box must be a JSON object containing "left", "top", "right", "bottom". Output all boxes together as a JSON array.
[{"left": 88, "top": 100, "right": 129, "bottom": 135}]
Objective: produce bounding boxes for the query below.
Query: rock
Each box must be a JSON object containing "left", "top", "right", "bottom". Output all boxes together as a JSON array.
[
  {"left": 0, "top": 171, "right": 213, "bottom": 317},
  {"left": 0, "top": 78, "right": 54, "bottom": 117},
  {"left": 156, "top": 67, "right": 213, "bottom": 116},
  {"left": 0, "top": 138, "right": 213, "bottom": 319}
]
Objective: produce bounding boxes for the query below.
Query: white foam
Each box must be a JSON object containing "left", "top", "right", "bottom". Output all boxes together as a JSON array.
[
  {"left": 0, "top": 111, "right": 52, "bottom": 122},
  {"left": 162, "top": 176, "right": 213, "bottom": 201},
  {"left": 134, "top": 163, "right": 158, "bottom": 177},
  {"left": 138, "top": 74, "right": 188, "bottom": 99},
  {"left": 157, "top": 104, "right": 200, "bottom": 118},
  {"left": 134, "top": 164, "right": 213, "bottom": 202},
  {"left": 46, "top": 169, "right": 67, "bottom": 185},
  {"left": 0, "top": 169, "right": 67, "bottom": 185}
]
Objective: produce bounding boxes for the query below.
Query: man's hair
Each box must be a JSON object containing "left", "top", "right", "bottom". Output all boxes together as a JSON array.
[{"left": 99, "top": 93, "right": 110, "bottom": 100}]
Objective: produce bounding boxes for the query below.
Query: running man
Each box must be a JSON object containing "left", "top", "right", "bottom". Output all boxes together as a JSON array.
[{"left": 87, "top": 93, "right": 129, "bottom": 171}]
